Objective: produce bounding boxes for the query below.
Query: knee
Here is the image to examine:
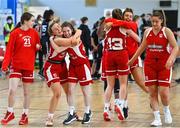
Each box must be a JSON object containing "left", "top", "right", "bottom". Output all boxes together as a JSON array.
[
  {"left": 53, "top": 91, "right": 61, "bottom": 99},
  {"left": 23, "top": 90, "right": 30, "bottom": 97},
  {"left": 160, "top": 91, "right": 168, "bottom": 100},
  {"left": 149, "top": 91, "right": 158, "bottom": 99},
  {"left": 68, "top": 87, "right": 74, "bottom": 95},
  {"left": 9, "top": 89, "right": 16, "bottom": 96}
]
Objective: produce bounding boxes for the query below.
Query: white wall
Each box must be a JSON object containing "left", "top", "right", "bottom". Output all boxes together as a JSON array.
[{"left": 30, "top": 0, "right": 179, "bottom": 28}]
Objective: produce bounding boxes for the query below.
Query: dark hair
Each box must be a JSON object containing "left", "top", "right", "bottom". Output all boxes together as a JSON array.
[
  {"left": 112, "top": 8, "right": 122, "bottom": 20},
  {"left": 48, "top": 9, "right": 54, "bottom": 16},
  {"left": 133, "top": 15, "right": 140, "bottom": 22},
  {"left": 140, "top": 13, "right": 145, "bottom": 18},
  {"left": 99, "top": 16, "right": 105, "bottom": 21},
  {"left": 6, "top": 16, "right": 13, "bottom": 21},
  {"left": 152, "top": 10, "right": 166, "bottom": 26},
  {"left": 36, "top": 15, "right": 42, "bottom": 20},
  {"left": 13, "top": 22, "right": 21, "bottom": 30},
  {"left": 80, "top": 17, "right": 88, "bottom": 24},
  {"left": 93, "top": 21, "right": 99, "bottom": 30},
  {"left": 21, "top": 12, "right": 34, "bottom": 24},
  {"left": 61, "top": 21, "right": 76, "bottom": 36},
  {"left": 123, "top": 8, "right": 133, "bottom": 17},
  {"left": 43, "top": 9, "right": 54, "bottom": 22}
]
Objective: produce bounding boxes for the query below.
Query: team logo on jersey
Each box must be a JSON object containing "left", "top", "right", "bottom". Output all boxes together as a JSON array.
[
  {"left": 159, "top": 34, "right": 163, "bottom": 38},
  {"left": 19, "top": 34, "right": 22, "bottom": 37},
  {"left": 23, "top": 36, "right": 31, "bottom": 47}
]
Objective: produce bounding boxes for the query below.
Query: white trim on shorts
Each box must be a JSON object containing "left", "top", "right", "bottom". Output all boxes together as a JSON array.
[
  {"left": 117, "top": 68, "right": 130, "bottom": 72},
  {"left": 10, "top": 72, "right": 22, "bottom": 75},
  {"left": 68, "top": 77, "right": 78, "bottom": 80},
  {"left": 158, "top": 67, "right": 172, "bottom": 83},
  {"left": 47, "top": 78, "right": 59, "bottom": 83},
  {"left": 84, "top": 64, "right": 92, "bottom": 81},
  {"left": 22, "top": 76, "right": 34, "bottom": 79},
  {"left": 145, "top": 79, "right": 157, "bottom": 82},
  {"left": 46, "top": 65, "right": 54, "bottom": 81},
  {"left": 60, "top": 78, "right": 68, "bottom": 82}
]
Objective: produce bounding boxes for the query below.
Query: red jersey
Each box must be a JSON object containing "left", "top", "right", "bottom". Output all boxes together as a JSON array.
[
  {"left": 104, "top": 27, "right": 127, "bottom": 51},
  {"left": 145, "top": 27, "right": 170, "bottom": 60},
  {"left": 67, "top": 42, "right": 89, "bottom": 65},
  {"left": 48, "top": 45, "right": 67, "bottom": 61},
  {"left": 126, "top": 22, "right": 139, "bottom": 56},
  {"left": 105, "top": 18, "right": 134, "bottom": 29},
  {"left": 106, "top": 18, "right": 139, "bottom": 56},
  {"left": 2, "top": 28, "right": 40, "bottom": 71}
]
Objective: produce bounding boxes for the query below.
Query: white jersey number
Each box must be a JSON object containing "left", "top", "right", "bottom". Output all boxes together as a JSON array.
[
  {"left": 23, "top": 36, "right": 31, "bottom": 47},
  {"left": 108, "top": 37, "right": 123, "bottom": 50}
]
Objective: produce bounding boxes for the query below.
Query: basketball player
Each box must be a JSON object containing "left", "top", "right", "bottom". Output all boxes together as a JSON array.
[{"left": 128, "top": 11, "right": 179, "bottom": 126}]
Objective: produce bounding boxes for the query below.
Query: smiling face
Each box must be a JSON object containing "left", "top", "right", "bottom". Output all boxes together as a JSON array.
[
  {"left": 51, "top": 23, "right": 62, "bottom": 36},
  {"left": 62, "top": 26, "right": 73, "bottom": 38},
  {"left": 123, "top": 11, "right": 133, "bottom": 22}
]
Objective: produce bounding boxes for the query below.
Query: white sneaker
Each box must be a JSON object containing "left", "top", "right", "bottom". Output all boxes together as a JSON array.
[
  {"left": 151, "top": 119, "right": 162, "bottom": 126},
  {"left": 45, "top": 117, "right": 53, "bottom": 127},
  {"left": 164, "top": 109, "right": 172, "bottom": 124}
]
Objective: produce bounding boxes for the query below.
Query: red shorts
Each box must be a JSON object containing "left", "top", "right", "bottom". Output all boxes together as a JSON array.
[
  {"left": 9, "top": 68, "right": 34, "bottom": 83},
  {"left": 105, "top": 50, "right": 129, "bottom": 76},
  {"left": 129, "top": 56, "right": 142, "bottom": 71},
  {"left": 44, "top": 61, "right": 68, "bottom": 87},
  {"left": 144, "top": 60, "right": 172, "bottom": 87},
  {"left": 68, "top": 62, "right": 92, "bottom": 86}
]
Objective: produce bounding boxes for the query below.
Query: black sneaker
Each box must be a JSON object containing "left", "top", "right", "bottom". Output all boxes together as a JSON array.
[
  {"left": 63, "top": 112, "right": 78, "bottom": 125},
  {"left": 175, "top": 78, "right": 180, "bottom": 83},
  {"left": 123, "top": 107, "right": 128, "bottom": 119},
  {"left": 38, "top": 72, "right": 45, "bottom": 80},
  {"left": 82, "top": 110, "right": 92, "bottom": 124}
]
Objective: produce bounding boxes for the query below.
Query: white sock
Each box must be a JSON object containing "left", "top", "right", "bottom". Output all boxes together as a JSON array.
[
  {"left": 163, "top": 105, "right": 170, "bottom": 113},
  {"left": 48, "top": 113, "right": 54, "bottom": 118},
  {"left": 124, "top": 100, "right": 128, "bottom": 108},
  {"left": 104, "top": 102, "right": 110, "bottom": 111},
  {"left": 114, "top": 99, "right": 119, "bottom": 105},
  {"left": 23, "top": 109, "right": 29, "bottom": 115},
  {"left": 85, "top": 106, "right": 90, "bottom": 113},
  {"left": 104, "top": 102, "right": 110, "bottom": 108},
  {"left": 119, "top": 99, "right": 125, "bottom": 108},
  {"left": 7, "top": 107, "right": 14, "bottom": 113},
  {"left": 153, "top": 111, "right": 161, "bottom": 120},
  {"left": 69, "top": 106, "right": 75, "bottom": 115}
]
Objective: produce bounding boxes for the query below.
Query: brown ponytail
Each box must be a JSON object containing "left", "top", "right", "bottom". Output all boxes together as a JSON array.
[{"left": 112, "top": 8, "right": 123, "bottom": 20}]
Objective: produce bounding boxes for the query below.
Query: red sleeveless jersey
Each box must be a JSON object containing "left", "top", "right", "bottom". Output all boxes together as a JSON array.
[
  {"left": 48, "top": 45, "right": 67, "bottom": 61},
  {"left": 104, "top": 27, "right": 127, "bottom": 51},
  {"left": 67, "top": 42, "right": 89, "bottom": 65},
  {"left": 145, "top": 27, "right": 170, "bottom": 60}
]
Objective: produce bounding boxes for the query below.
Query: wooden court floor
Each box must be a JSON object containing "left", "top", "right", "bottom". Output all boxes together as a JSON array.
[{"left": 0, "top": 64, "right": 180, "bottom": 127}]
